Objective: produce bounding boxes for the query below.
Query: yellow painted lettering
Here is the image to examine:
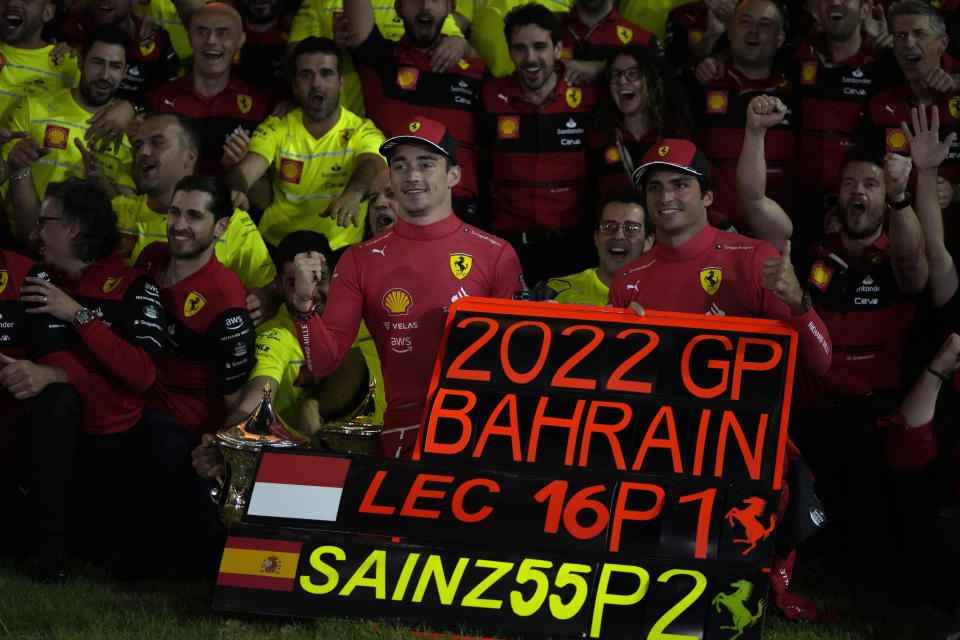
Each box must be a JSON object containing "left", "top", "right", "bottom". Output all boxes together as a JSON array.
[
  {"left": 338, "top": 549, "right": 386, "bottom": 599},
  {"left": 461, "top": 559, "right": 513, "bottom": 609},
  {"left": 299, "top": 545, "right": 345, "bottom": 594},
  {"left": 412, "top": 555, "right": 470, "bottom": 605},
  {"left": 590, "top": 563, "right": 649, "bottom": 637}
]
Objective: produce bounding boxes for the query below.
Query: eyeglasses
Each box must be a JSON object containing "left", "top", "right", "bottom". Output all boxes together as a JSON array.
[
  {"left": 35, "top": 216, "right": 64, "bottom": 229},
  {"left": 607, "top": 67, "right": 641, "bottom": 83},
  {"left": 596, "top": 220, "right": 644, "bottom": 237}
]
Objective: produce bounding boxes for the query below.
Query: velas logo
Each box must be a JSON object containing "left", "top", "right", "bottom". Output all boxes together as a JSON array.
[
  {"left": 102, "top": 276, "right": 123, "bottom": 293},
  {"left": 409, "top": 121, "right": 421, "bottom": 133},
  {"left": 184, "top": 291, "right": 206, "bottom": 317},
  {"left": 279, "top": 158, "right": 303, "bottom": 184},
  {"left": 658, "top": 145, "right": 670, "bottom": 156},
  {"left": 43, "top": 124, "right": 69, "bottom": 149},
  {"left": 382, "top": 288, "right": 412, "bottom": 315},
  {"left": 397, "top": 67, "right": 419, "bottom": 90},
  {"left": 498, "top": 116, "right": 519, "bottom": 139},
  {"left": 700, "top": 267, "right": 722, "bottom": 295}
]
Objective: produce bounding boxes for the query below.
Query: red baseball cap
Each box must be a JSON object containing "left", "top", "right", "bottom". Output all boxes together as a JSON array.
[
  {"left": 632, "top": 139, "right": 712, "bottom": 186},
  {"left": 379, "top": 117, "right": 458, "bottom": 164}
]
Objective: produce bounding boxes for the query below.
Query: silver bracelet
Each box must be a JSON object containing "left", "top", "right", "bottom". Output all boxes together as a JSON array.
[{"left": 10, "top": 167, "right": 30, "bottom": 182}]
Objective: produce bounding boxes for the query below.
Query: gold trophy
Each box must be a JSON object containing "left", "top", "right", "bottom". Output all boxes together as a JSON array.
[{"left": 211, "top": 384, "right": 310, "bottom": 525}]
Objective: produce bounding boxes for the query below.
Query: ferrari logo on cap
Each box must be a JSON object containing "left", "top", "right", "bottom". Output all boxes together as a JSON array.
[
  {"left": 237, "top": 94, "right": 252, "bottom": 114},
  {"left": 184, "top": 291, "right": 206, "bottom": 317},
  {"left": 102, "top": 276, "right": 123, "bottom": 293},
  {"left": 658, "top": 145, "right": 670, "bottom": 156},
  {"left": 0, "top": 270, "right": 7, "bottom": 294},
  {"left": 409, "top": 121, "right": 421, "bottom": 133},
  {"left": 565, "top": 87, "right": 582, "bottom": 109},
  {"left": 616, "top": 25, "right": 633, "bottom": 44},
  {"left": 450, "top": 254, "right": 472, "bottom": 279},
  {"left": 700, "top": 267, "right": 722, "bottom": 295}
]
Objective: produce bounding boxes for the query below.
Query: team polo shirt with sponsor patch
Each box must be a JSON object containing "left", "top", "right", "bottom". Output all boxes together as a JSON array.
[
  {"left": 690, "top": 68, "right": 797, "bottom": 228},
  {"left": 560, "top": 7, "right": 660, "bottom": 62},
  {"left": 608, "top": 224, "right": 832, "bottom": 377},
  {"left": 0, "top": 43, "right": 80, "bottom": 121},
  {"left": 134, "top": 0, "right": 191, "bottom": 59},
  {"left": 1, "top": 88, "right": 135, "bottom": 234},
  {"left": 295, "top": 214, "right": 523, "bottom": 431},
  {"left": 663, "top": 1, "right": 709, "bottom": 69},
  {"left": 137, "top": 244, "right": 255, "bottom": 435},
  {"left": 112, "top": 193, "right": 276, "bottom": 289},
  {"left": 351, "top": 29, "right": 484, "bottom": 201},
  {"left": 52, "top": 251, "right": 165, "bottom": 435},
  {"left": 586, "top": 124, "right": 656, "bottom": 205},
  {"left": 146, "top": 73, "right": 271, "bottom": 174},
  {"left": 57, "top": 12, "right": 180, "bottom": 99},
  {"left": 252, "top": 306, "right": 386, "bottom": 428},
  {"left": 479, "top": 71, "right": 596, "bottom": 232},
  {"left": 547, "top": 267, "right": 609, "bottom": 306},
  {"left": 289, "top": 0, "right": 464, "bottom": 116},
  {"left": 249, "top": 107, "right": 385, "bottom": 250},
  {"left": 795, "top": 34, "right": 888, "bottom": 199},
  {"left": 801, "top": 232, "right": 916, "bottom": 403}
]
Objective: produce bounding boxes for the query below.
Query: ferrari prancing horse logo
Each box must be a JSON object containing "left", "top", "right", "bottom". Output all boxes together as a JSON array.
[
  {"left": 450, "top": 254, "right": 472, "bottom": 279},
  {"left": 700, "top": 267, "right": 722, "bottom": 295}
]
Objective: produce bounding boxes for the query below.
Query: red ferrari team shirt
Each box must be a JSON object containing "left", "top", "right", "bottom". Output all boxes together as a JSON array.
[{"left": 296, "top": 214, "right": 523, "bottom": 430}]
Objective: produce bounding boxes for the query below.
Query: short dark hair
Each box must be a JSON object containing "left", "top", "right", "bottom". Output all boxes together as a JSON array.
[
  {"left": 81, "top": 23, "right": 130, "bottom": 59},
  {"left": 839, "top": 147, "right": 884, "bottom": 180},
  {"left": 504, "top": 3, "right": 561, "bottom": 47},
  {"left": 46, "top": 178, "right": 119, "bottom": 262},
  {"left": 172, "top": 175, "right": 233, "bottom": 221},
  {"left": 144, "top": 112, "right": 200, "bottom": 153},
  {"left": 599, "top": 188, "right": 649, "bottom": 231},
  {"left": 292, "top": 36, "right": 343, "bottom": 75},
  {"left": 272, "top": 231, "right": 333, "bottom": 273},
  {"left": 888, "top": 0, "right": 946, "bottom": 37}
]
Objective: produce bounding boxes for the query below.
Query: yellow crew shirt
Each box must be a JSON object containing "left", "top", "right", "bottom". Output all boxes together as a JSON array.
[
  {"left": 112, "top": 192, "right": 277, "bottom": 289},
  {"left": 249, "top": 106, "right": 385, "bottom": 250},
  {"left": 547, "top": 267, "right": 609, "bottom": 306},
  {"left": 0, "top": 43, "right": 81, "bottom": 122}
]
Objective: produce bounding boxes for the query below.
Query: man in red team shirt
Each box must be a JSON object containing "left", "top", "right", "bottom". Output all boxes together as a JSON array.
[{"left": 291, "top": 117, "right": 524, "bottom": 458}]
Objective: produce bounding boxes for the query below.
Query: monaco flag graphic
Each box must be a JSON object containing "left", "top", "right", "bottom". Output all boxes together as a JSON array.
[{"left": 247, "top": 453, "right": 351, "bottom": 520}]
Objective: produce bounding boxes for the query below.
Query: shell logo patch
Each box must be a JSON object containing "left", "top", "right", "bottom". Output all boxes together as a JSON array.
[
  {"left": 139, "top": 39, "right": 156, "bottom": 57},
  {"left": 560, "top": 46, "right": 573, "bottom": 59},
  {"left": 409, "top": 121, "right": 421, "bottom": 133},
  {"left": 801, "top": 61, "right": 817, "bottom": 85},
  {"left": 382, "top": 288, "right": 412, "bottom": 315},
  {"left": 700, "top": 267, "right": 722, "bottom": 295},
  {"left": 565, "top": 87, "right": 582, "bottom": 109},
  {"left": 0, "top": 51, "right": 7, "bottom": 72},
  {"left": 658, "top": 144, "right": 670, "bottom": 156},
  {"left": 237, "top": 94, "right": 252, "bottom": 114},
  {"left": 616, "top": 25, "right": 633, "bottom": 44},
  {"left": 605, "top": 146, "right": 620, "bottom": 163},
  {"left": 950, "top": 97, "right": 960, "bottom": 119},
  {"left": 397, "top": 67, "right": 419, "bottom": 90},
  {"left": 498, "top": 116, "right": 519, "bottom": 139},
  {"left": 184, "top": 291, "right": 206, "bottom": 317},
  {"left": 279, "top": 158, "right": 304, "bottom": 184},
  {"left": 43, "top": 124, "right": 69, "bottom": 149},
  {"left": 0, "top": 270, "right": 7, "bottom": 294},
  {"left": 808, "top": 261, "right": 833, "bottom": 292},
  {"left": 102, "top": 276, "right": 123, "bottom": 293},
  {"left": 886, "top": 128, "right": 908, "bottom": 152},
  {"left": 450, "top": 254, "right": 472, "bottom": 279},
  {"left": 706, "top": 91, "right": 727, "bottom": 114},
  {"left": 688, "top": 29, "right": 703, "bottom": 45}
]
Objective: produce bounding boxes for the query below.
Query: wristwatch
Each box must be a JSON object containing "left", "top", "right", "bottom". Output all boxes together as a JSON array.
[
  {"left": 888, "top": 190, "right": 912, "bottom": 210},
  {"left": 73, "top": 307, "right": 96, "bottom": 327}
]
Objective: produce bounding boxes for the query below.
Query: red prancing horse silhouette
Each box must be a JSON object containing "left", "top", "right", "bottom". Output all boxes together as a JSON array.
[{"left": 726, "top": 497, "right": 776, "bottom": 555}]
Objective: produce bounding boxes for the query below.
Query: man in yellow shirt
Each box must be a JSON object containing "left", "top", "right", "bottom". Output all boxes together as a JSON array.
[
  {"left": 113, "top": 111, "right": 277, "bottom": 320},
  {"left": 547, "top": 188, "right": 653, "bottom": 305},
  {"left": 3, "top": 24, "right": 134, "bottom": 242},
  {"left": 227, "top": 37, "right": 385, "bottom": 251},
  {"left": 0, "top": 0, "right": 81, "bottom": 121}
]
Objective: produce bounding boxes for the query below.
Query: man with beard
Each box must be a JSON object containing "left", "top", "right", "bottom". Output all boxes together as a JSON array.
[
  {"left": 546, "top": 188, "right": 654, "bottom": 305},
  {"left": 341, "top": 0, "right": 484, "bottom": 225},
  {"left": 794, "top": 0, "right": 892, "bottom": 218},
  {"left": 146, "top": 2, "right": 270, "bottom": 175},
  {"left": 478, "top": 3, "right": 596, "bottom": 285},
  {"left": 227, "top": 37, "right": 385, "bottom": 251},
  {"left": 114, "top": 113, "right": 276, "bottom": 315},
  {"left": 0, "top": 0, "right": 80, "bottom": 122},
  {"left": 291, "top": 117, "right": 523, "bottom": 459},
  {"left": 55, "top": 0, "right": 180, "bottom": 100},
  {"left": 3, "top": 24, "right": 135, "bottom": 244},
  {"left": 687, "top": 0, "right": 796, "bottom": 230},
  {"left": 739, "top": 94, "right": 930, "bottom": 556}
]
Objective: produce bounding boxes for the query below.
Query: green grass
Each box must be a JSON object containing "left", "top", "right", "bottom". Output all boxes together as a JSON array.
[{"left": 0, "top": 556, "right": 950, "bottom": 639}]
